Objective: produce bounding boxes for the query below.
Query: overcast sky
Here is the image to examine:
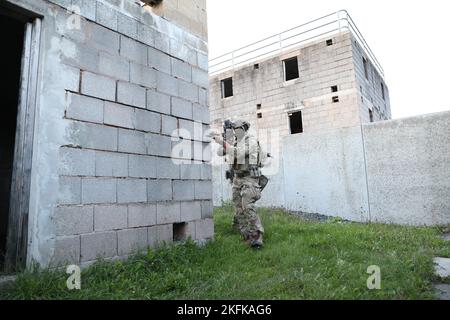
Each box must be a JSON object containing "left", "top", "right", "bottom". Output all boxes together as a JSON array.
[{"left": 206, "top": 0, "right": 450, "bottom": 119}]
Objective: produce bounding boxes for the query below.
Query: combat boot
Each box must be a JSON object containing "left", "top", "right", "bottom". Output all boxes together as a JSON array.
[{"left": 250, "top": 232, "right": 263, "bottom": 249}]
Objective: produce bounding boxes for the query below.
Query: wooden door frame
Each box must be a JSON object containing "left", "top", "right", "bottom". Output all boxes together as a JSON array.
[{"left": 2, "top": 3, "right": 42, "bottom": 272}]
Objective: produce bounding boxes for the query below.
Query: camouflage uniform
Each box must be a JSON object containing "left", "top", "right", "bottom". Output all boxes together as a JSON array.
[{"left": 220, "top": 125, "right": 267, "bottom": 245}]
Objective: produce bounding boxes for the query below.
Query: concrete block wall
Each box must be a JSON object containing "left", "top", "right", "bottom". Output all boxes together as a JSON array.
[
  {"left": 9, "top": 0, "right": 213, "bottom": 268},
  {"left": 352, "top": 35, "right": 392, "bottom": 123}
]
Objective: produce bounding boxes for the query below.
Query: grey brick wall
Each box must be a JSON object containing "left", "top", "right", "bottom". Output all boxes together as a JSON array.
[{"left": 13, "top": 0, "right": 216, "bottom": 267}]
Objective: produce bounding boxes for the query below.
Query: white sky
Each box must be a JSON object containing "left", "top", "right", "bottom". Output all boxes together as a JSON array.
[{"left": 206, "top": 0, "right": 450, "bottom": 119}]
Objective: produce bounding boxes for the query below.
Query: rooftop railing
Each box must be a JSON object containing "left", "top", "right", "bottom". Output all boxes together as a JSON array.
[{"left": 209, "top": 10, "right": 384, "bottom": 79}]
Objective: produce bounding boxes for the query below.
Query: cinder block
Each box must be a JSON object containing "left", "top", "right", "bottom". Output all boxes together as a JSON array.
[
  {"left": 157, "top": 202, "right": 181, "bottom": 224},
  {"left": 71, "top": 0, "right": 96, "bottom": 21},
  {"left": 129, "top": 154, "right": 157, "bottom": 178},
  {"left": 147, "top": 89, "right": 171, "bottom": 114},
  {"left": 59, "top": 176, "right": 81, "bottom": 205},
  {"left": 148, "top": 224, "right": 173, "bottom": 247},
  {"left": 60, "top": 38, "right": 99, "bottom": 73},
  {"left": 192, "top": 67, "right": 208, "bottom": 88},
  {"left": 148, "top": 179, "right": 172, "bottom": 202},
  {"left": 54, "top": 206, "right": 94, "bottom": 236},
  {"left": 117, "top": 81, "right": 146, "bottom": 109},
  {"left": 161, "top": 114, "right": 178, "bottom": 136},
  {"left": 178, "top": 80, "right": 199, "bottom": 103},
  {"left": 118, "top": 228, "right": 148, "bottom": 256},
  {"left": 52, "top": 236, "right": 81, "bottom": 266},
  {"left": 96, "top": 1, "right": 118, "bottom": 31},
  {"left": 198, "top": 87, "right": 208, "bottom": 106},
  {"left": 128, "top": 204, "right": 157, "bottom": 228},
  {"left": 120, "top": 36, "right": 147, "bottom": 65},
  {"left": 135, "top": 109, "right": 161, "bottom": 133},
  {"left": 117, "top": 179, "right": 147, "bottom": 203},
  {"left": 69, "top": 122, "right": 118, "bottom": 152},
  {"left": 180, "top": 201, "right": 202, "bottom": 222},
  {"left": 194, "top": 180, "right": 213, "bottom": 200},
  {"left": 66, "top": 93, "right": 104, "bottom": 124},
  {"left": 193, "top": 141, "right": 203, "bottom": 161},
  {"left": 62, "top": 65, "right": 81, "bottom": 93},
  {"left": 88, "top": 23, "right": 120, "bottom": 55},
  {"left": 146, "top": 133, "right": 172, "bottom": 157},
  {"left": 154, "top": 30, "right": 170, "bottom": 53},
  {"left": 82, "top": 178, "right": 116, "bottom": 204},
  {"left": 104, "top": 102, "right": 135, "bottom": 129},
  {"left": 171, "top": 58, "right": 192, "bottom": 82},
  {"left": 192, "top": 121, "right": 205, "bottom": 141},
  {"left": 98, "top": 52, "right": 129, "bottom": 82},
  {"left": 178, "top": 119, "right": 194, "bottom": 140},
  {"left": 201, "top": 200, "right": 213, "bottom": 219},
  {"left": 173, "top": 180, "right": 195, "bottom": 201},
  {"left": 170, "top": 39, "right": 197, "bottom": 66},
  {"left": 156, "top": 157, "right": 180, "bottom": 179},
  {"left": 172, "top": 97, "right": 193, "bottom": 120},
  {"left": 184, "top": 221, "right": 196, "bottom": 240},
  {"left": 148, "top": 47, "right": 171, "bottom": 75},
  {"left": 197, "top": 52, "right": 208, "bottom": 71},
  {"left": 81, "top": 71, "right": 116, "bottom": 101},
  {"left": 94, "top": 205, "right": 128, "bottom": 231},
  {"left": 59, "top": 147, "right": 95, "bottom": 176},
  {"left": 195, "top": 219, "right": 214, "bottom": 240},
  {"left": 203, "top": 142, "right": 212, "bottom": 162},
  {"left": 137, "top": 23, "right": 155, "bottom": 47},
  {"left": 118, "top": 129, "right": 146, "bottom": 154},
  {"left": 193, "top": 104, "right": 210, "bottom": 124},
  {"left": 95, "top": 151, "right": 128, "bottom": 177},
  {"left": 81, "top": 231, "right": 117, "bottom": 262},
  {"left": 172, "top": 139, "right": 192, "bottom": 160},
  {"left": 130, "top": 63, "right": 156, "bottom": 89},
  {"left": 180, "top": 163, "right": 201, "bottom": 180},
  {"left": 156, "top": 71, "right": 178, "bottom": 96},
  {"left": 118, "top": 13, "right": 138, "bottom": 39}
]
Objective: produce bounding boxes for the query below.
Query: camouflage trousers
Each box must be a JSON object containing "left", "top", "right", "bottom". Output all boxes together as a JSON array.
[{"left": 232, "top": 176, "right": 264, "bottom": 239}]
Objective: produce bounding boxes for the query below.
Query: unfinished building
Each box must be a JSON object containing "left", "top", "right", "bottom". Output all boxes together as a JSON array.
[
  {"left": 0, "top": 0, "right": 212, "bottom": 272},
  {"left": 209, "top": 11, "right": 391, "bottom": 148}
]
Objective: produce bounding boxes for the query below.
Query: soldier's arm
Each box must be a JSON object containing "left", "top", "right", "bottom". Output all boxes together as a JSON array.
[{"left": 246, "top": 135, "right": 259, "bottom": 166}]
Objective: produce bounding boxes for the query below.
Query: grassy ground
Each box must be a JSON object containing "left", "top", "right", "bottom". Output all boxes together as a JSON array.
[{"left": 1, "top": 205, "right": 449, "bottom": 300}]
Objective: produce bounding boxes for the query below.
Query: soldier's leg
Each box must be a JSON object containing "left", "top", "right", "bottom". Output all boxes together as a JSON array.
[
  {"left": 239, "top": 178, "right": 264, "bottom": 245},
  {"left": 232, "top": 178, "right": 244, "bottom": 230}
]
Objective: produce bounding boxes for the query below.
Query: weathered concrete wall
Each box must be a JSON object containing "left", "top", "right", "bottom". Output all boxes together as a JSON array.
[
  {"left": 9, "top": 0, "right": 212, "bottom": 268},
  {"left": 282, "top": 126, "right": 369, "bottom": 222},
  {"left": 213, "top": 111, "right": 450, "bottom": 226},
  {"left": 363, "top": 112, "right": 450, "bottom": 225},
  {"left": 352, "top": 36, "right": 391, "bottom": 124}
]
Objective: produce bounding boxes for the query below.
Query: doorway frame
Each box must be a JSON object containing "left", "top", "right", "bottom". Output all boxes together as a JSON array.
[{"left": 1, "top": 3, "right": 42, "bottom": 272}]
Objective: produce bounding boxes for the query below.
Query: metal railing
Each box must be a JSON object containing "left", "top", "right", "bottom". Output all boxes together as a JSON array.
[{"left": 209, "top": 10, "right": 384, "bottom": 78}]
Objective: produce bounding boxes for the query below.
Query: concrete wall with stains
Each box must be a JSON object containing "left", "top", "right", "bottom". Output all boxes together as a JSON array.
[{"left": 213, "top": 111, "right": 450, "bottom": 226}]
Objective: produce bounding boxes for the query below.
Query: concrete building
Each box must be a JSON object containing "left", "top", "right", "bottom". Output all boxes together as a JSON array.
[
  {"left": 0, "top": 0, "right": 212, "bottom": 272},
  {"left": 209, "top": 11, "right": 449, "bottom": 227},
  {"left": 209, "top": 11, "right": 391, "bottom": 148}
]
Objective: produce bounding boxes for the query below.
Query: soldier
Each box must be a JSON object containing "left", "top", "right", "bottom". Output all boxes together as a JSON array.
[{"left": 211, "top": 120, "right": 269, "bottom": 249}]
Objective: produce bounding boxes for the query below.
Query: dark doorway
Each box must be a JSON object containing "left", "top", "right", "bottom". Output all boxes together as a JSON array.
[
  {"left": 0, "top": 12, "right": 26, "bottom": 271},
  {"left": 289, "top": 111, "right": 303, "bottom": 134}
]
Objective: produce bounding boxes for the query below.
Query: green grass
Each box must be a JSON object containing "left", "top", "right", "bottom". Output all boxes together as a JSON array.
[{"left": 1, "top": 205, "right": 449, "bottom": 300}]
